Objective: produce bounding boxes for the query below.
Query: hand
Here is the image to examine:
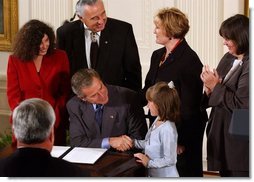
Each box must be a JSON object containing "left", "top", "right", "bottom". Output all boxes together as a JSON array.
[
  {"left": 134, "top": 153, "right": 150, "bottom": 167},
  {"left": 203, "top": 85, "right": 212, "bottom": 96},
  {"left": 177, "top": 145, "right": 185, "bottom": 155},
  {"left": 109, "top": 135, "right": 133, "bottom": 151},
  {"left": 200, "top": 65, "right": 221, "bottom": 92}
]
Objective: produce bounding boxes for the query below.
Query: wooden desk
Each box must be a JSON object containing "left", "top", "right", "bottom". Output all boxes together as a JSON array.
[{"left": 0, "top": 144, "right": 147, "bottom": 177}]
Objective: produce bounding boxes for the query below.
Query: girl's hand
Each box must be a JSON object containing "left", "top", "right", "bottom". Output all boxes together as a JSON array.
[
  {"left": 177, "top": 145, "right": 185, "bottom": 155},
  {"left": 134, "top": 153, "right": 150, "bottom": 167}
]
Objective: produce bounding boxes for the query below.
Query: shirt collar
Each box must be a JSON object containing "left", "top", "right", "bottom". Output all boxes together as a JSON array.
[{"left": 83, "top": 23, "right": 101, "bottom": 37}]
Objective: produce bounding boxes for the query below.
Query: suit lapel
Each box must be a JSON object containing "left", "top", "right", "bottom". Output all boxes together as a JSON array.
[
  {"left": 39, "top": 55, "right": 51, "bottom": 81},
  {"left": 223, "top": 54, "right": 249, "bottom": 84},
  {"left": 223, "top": 55, "right": 249, "bottom": 84},
  {"left": 101, "top": 106, "right": 117, "bottom": 137},
  {"left": 96, "top": 22, "right": 111, "bottom": 75},
  {"left": 80, "top": 102, "right": 118, "bottom": 137},
  {"left": 223, "top": 63, "right": 241, "bottom": 84},
  {"left": 27, "top": 61, "right": 42, "bottom": 87},
  {"left": 99, "top": 30, "right": 110, "bottom": 60},
  {"left": 74, "top": 22, "right": 88, "bottom": 68},
  {"left": 80, "top": 102, "right": 101, "bottom": 135},
  {"left": 152, "top": 49, "right": 165, "bottom": 84}
]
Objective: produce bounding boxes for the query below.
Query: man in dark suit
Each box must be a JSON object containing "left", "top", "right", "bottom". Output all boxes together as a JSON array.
[
  {"left": 67, "top": 68, "right": 147, "bottom": 151},
  {"left": 56, "top": 0, "right": 142, "bottom": 92},
  {"left": 0, "top": 98, "right": 90, "bottom": 177}
]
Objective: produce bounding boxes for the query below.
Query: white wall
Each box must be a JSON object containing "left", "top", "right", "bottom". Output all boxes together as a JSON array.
[{"left": 0, "top": 0, "right": 245, "bottom": 77}]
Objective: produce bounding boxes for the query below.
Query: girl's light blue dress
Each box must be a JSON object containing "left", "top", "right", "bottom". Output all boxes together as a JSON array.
[{"left": 134, "top": 118, "right": 179, "bottom": 177}]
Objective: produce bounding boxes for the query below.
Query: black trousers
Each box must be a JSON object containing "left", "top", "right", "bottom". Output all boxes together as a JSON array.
[
  {"left": 220, "top": 170, "right": 249, "bottom": 177},
  {"left": 176, "top": 120, "right": 206, "bottom": 177}
]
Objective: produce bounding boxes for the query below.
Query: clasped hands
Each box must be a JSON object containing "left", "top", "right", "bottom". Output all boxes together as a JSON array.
[
  {"left": 200, "top": 65, "right": 221, "bottom": 95},
  {"left": 109, "top": 135, "right": 133, "bottom": 151}
]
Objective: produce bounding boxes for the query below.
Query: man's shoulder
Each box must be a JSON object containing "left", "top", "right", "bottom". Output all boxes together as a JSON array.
[
  {"left": 0, "top": 148, "right": 90, "bottom": 177},
  {"left": 57, "top": 20, "right": 82, "bottom": 33},
  {"left": 67, "top": 96, "right": 82, "bottom": 108},
  {"left": 107, "top": 85, "right": 138, "bottom": 103},
  {"left": 106, "top": 17, "right": 132, "bottom": 28},
  {"left": 108, "top": 84, "right": 136, "bottom": 95},
  {"left": 47, "top": 156, "right": 90, "bottom": 177}
]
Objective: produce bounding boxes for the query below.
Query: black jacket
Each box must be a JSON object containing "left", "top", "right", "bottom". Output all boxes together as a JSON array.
[
  {"left": 56, "top": 18, "right": 141, "bottom": 92},
  {"left": 0, "top": 147, "right": 90, "bottom": 177}
]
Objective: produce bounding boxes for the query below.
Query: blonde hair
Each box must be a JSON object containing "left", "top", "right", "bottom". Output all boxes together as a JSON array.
[{"left": 155, "top": 7, "right": 189, "bottom": 39}]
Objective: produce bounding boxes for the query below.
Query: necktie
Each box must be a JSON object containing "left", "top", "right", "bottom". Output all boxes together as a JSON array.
[
  {"left": 90, "top": 32, "right": 99, "bottom": 68},
  {"left": 95, "top": 104, "right": 103, "bottom": 130}
]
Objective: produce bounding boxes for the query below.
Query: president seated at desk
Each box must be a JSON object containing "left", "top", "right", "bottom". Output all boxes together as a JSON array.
[{"left": 67, "top": 68, "right": 148, "bottom": 151}]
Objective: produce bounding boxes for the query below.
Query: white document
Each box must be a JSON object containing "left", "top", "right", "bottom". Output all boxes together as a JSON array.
[
  {"left": 63, "top": 147, "right": 107, "bottom": 164},
  {"left": 51, "top": 146, "right": 71, "bottom": 158}
]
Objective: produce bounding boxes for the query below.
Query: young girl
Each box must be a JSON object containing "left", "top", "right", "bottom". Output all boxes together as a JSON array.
[{"left": 134, "top": 81, "right": 180, "bottom": 177}]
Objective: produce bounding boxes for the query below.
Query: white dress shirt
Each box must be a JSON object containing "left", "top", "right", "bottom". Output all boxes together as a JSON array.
[{"left": 83, "top": 24, "right": 101, "bottom": 68}]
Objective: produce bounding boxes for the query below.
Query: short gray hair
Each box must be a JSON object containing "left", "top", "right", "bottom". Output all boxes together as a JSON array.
[
  {"left": 71, "top": 68, "right": 101, "bottom": 98},
  {"left": 75, "top": 0, "right": 98, "bottom": 17},
  {"left": 12, "top": 98, "right": 55, "bottom": 144}
]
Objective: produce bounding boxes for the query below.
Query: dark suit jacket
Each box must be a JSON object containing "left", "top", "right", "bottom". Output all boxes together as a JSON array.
[
  {"left": 0, "top": 147, "right": 90, "bottom": 177},
  {"left": 67, "top": 85, "right": 147, "bottom": 148},
  {"left": 203, "top": 53, "right": 249, "bottom": 171},
  {"left": 142, "top": 39, "right": 207, "bottom": 145},
  {"left": 56, "top": 18, "right": 141, "bottom": 91}
]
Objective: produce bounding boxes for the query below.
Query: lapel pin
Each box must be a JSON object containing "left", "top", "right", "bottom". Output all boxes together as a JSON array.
[{"left": 110, "top": 115, "right": 114, "bottom": 119}]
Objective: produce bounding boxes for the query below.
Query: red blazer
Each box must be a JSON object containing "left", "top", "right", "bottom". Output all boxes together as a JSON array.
[{"left": 7, "top": 49, "right": 70, "bottom": 128}]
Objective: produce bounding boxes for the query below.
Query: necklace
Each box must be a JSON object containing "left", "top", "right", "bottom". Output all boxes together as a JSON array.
[{"left": 159, "top": 39, "right": 182, "bottom": 66}]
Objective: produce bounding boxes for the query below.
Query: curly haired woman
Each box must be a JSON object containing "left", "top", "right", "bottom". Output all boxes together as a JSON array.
[{"left": 7, "top": 19, "right": 71, "bottom": 146}]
